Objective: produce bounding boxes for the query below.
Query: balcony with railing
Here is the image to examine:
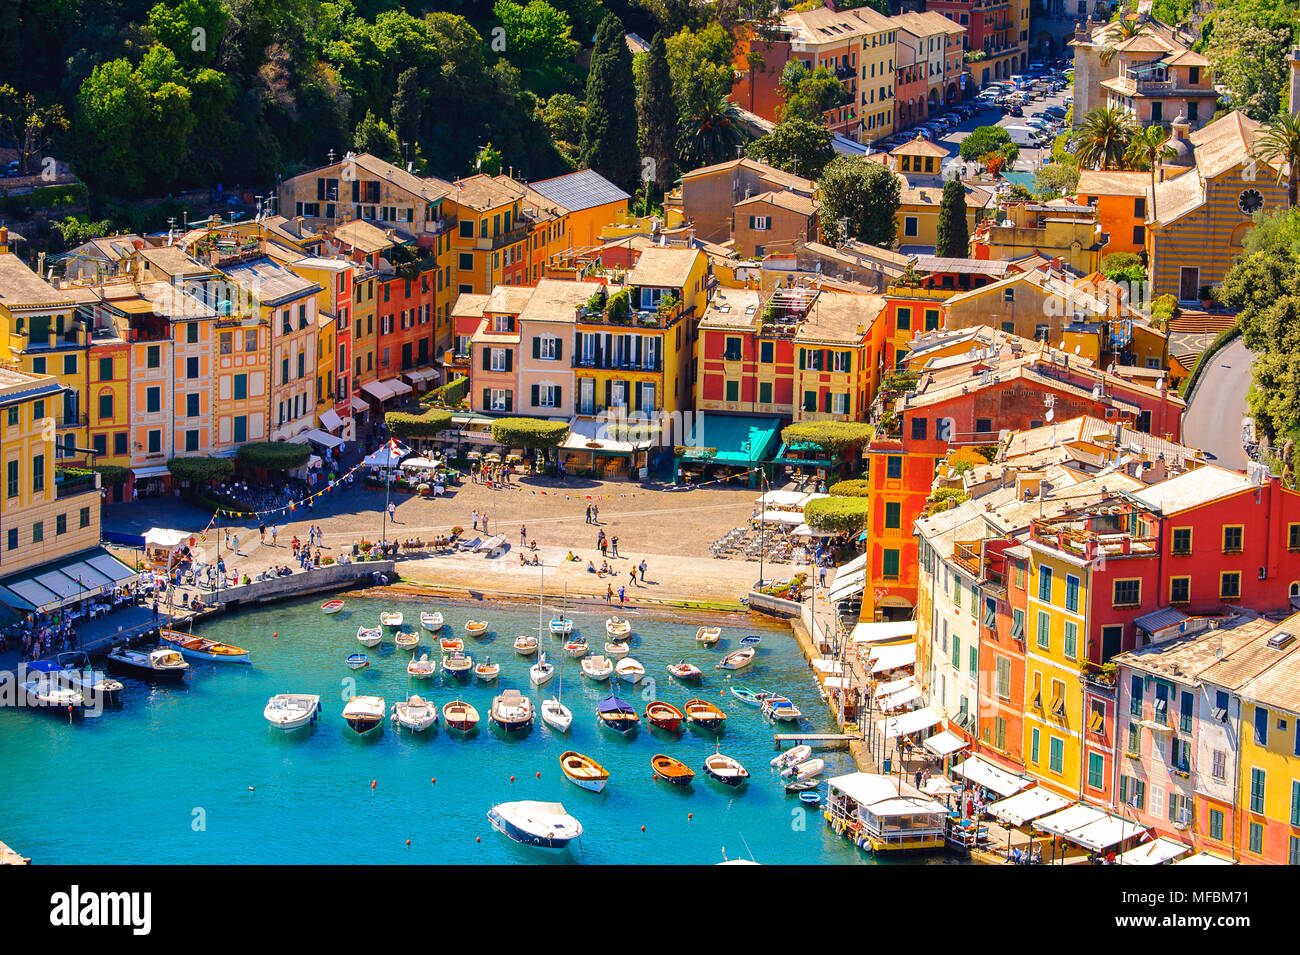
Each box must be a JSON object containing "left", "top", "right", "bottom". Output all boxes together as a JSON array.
[{"left": 476, "top": 222, "right": 530, "bottom": 252}]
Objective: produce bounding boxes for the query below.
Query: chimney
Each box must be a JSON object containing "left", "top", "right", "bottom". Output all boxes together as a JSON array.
[{"left": 133, "top": 238, "right": 144, "bottom": 251}]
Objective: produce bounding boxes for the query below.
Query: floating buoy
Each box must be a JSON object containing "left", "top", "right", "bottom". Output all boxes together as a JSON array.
[
  {"left": 641, "top": 825, "right": 646, "bottom": 832},
  {"left": 248, "top": 786, "right": 255, "bottom": 791},
  {"left": 406, "top": 839, "right": 411, "bottom": 846},
  {"left": 510, "top": 775, "right": 515, "bottom": 782},
  {"left": 273, "top": 633, "right": 278, "bottom": 638},
  {"left": 687, "top": 813, "right": 693, "bottom": 820},
  {"left": 536, "top": 771, "right": 541, "bottom": 778},
  {"left": 476, "top": 836, "right": 481, "bottom": 843},
  {"left": 431, "top": 778, "right": 436, "bottom": 785},
  {"left": 371, "top": 780, "right": 377, "bottom": 789}
]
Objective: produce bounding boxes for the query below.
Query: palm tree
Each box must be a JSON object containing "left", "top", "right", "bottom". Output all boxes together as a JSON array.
[
  {"left": 1254, "top": 112, "right": 1300, "bottom": 208},
  {"left": 1124, "top": 125, "right": 1177, "bottom": 221},
  {"left": 1098, "top": 16, "right": 1143, "bottom": 68},
  {"left": 1076, "top": 106, "right": 1136, "bottom": 171},
  {"left": 680, "top": 94, "right": 745, "bottom": 169}
]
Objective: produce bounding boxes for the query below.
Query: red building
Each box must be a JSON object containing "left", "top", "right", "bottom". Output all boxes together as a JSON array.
[{"left": 376, "top": 266, "right": 441, "bottom": 384}]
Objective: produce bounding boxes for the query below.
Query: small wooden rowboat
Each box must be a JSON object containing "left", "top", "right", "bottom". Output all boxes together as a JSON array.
[
  {"left": 667, "top": 660, "right": 702, "bottom": 681},
  {"left": 604, "top": 641, "right": 629, "bottom": 659},
  {"left": 739, "top": 634, "right": 762, "bottom": 648},
  {"left": 474, "top": 656, "right": 500, "bottom": 682},
  {"left": 357, "top": 626, "right": 382, "bottom": 647},
  {"left": 732, "top": 685, "right": 771, "bottom": 707},
  {"left": 559, "top": 751, "right": 609, "bottom": 793},
  {"left": 716, "top": 647, "right": 755, "bottom": 671},
  {"left": 645, "top": 700, "right": 685, "bottom": 732},
  {"left": 420, "top": 611, "right": 444, "bottom": 631},
  {"left": 513, "top": 634, "right": 539, "bottom": 656},
  {"left": 442, "top": 651, "right": 473, "bottom": 677},
  {"left": 321, "top": 599, "right": 345, "bottom": 615},
  {"left": 696, "top": 626, "right": 721, "bottom": 646},
  {"left": 407, "top": 654, "right": 436, "bottom": 679},
  {"left": 345, "top": 653, "right": 369, "bottom": 670},
  {"left": 684, "top": 699, "right": 727, "bottom": 730},
  {"left": 443, "top": 699, "right": 480, "bottom": 733},
  {"left": 605, "top": 616, "right": 632, "bottom": 638},
  {"left": 563, "top": 637, "right": 590, "bottom": 658},
  {"left": 439, "top": 636, "right": 464, "bottom": 654},
  {"left": 464, "top": 620, "right": 489, "bottom": 635},
  {"left": 703, "top": 750, "right": 749, "bottom": 787},
  {"left": 380, "top": 611, "right": 403, "bottom": 628},
  {"left": 615, "top": 657, "right": 644, "bottom": 684},
  {"left": 394, "top": 629, "right": 420, "bottom": 651},
  {"left": 160, "top": 629, "right": 250, "bottom": 664},
  {"left": 651, "top": 754, "right": 695, "bottom": 786}
]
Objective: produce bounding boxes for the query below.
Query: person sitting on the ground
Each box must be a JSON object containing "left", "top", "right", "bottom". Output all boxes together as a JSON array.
[
  {"left": 587, "top": 560, "right": 596, "bottom": 573},
  {"left": 528, "top": 539, "right": 537, "bottom": 551},
  {"left": 566, "top": 551, "right": 578, "bottom": 562}
]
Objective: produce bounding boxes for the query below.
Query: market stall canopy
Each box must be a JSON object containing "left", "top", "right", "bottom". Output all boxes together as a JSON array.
[
  {"left": 836, "top": 552, "right": 869, "bottom": 577},
  {"left": 852, "top": 620, "right": 918, "bottom": 644},
  {"left": 922, "top": 729, "right": 969, "bottom": 758},
  {"left": 879, "top": 685, "right": 922, "bottom": 709},
  {"left": 400, "top": 456, "right": 440, "bottom": 470},
  {"left": 989, "top": 786, "right": 1072, "bottom": 827},
  {"left": 754, "top": 509, "right": 805, "bottom": 526},
  {"left": 921, "top": 776, "right": 957, "bottom": 797},
  {"left": 1117, "top": 837, "right": 1191, "bottom": 866},
  {"left": 873, "top": 675, "right": 915, "bottom": 699},
  {"left": 952, "top": 755, "right": 1033, "bottom": 798},
  {"left": 811, "top": 659, "right": 843, "bottom": 674},
  {"left": 562, "top": 416, "right": 647, "bottom": 455},
  {"left": 755, "top": 489, "right": 805, "bottom": 508},
  {"left": 362, "top": 444, "right": 411, "bottom": 469},
  {"left": 868, "top": 642, "right": 916, "bottom": 673},
  {"left": 1175, "top": 851, "right": 1236, "bottom": 865},
  {"left": 878, "top": 705, "right": 942, "bottom": 738},
  {"left": 383, "top": 377, "right": 413, "bottom": 397},
  {"left": 793, "top": 523, "right": 838, "bottom": 538},
  {"left": 144, "top": 528, "right": 190, "bottom": 548},
  {"left": 319, "top": 409, "right": 343, "bottom": 432},
  {"left": 350, "top": 396, "right": 370, "bottom": 413}
]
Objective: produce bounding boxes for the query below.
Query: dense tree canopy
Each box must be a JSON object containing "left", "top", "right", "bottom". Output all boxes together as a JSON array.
[
  {"left": 745, "top": 117, "right": 834, "bottom": 179},
  {"left": 816, "top": 158, "right": 901, "bottom": 249}
]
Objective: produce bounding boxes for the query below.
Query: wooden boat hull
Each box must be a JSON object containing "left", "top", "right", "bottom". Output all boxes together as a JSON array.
[
  {"left": 514, "top": 636, "right": 538, "bottom": 656},
  {"left": 357, "top": 627, "right": 382, "bottom": 647},
  {"left": 321, "top": 600, "right": 345, "bottom": 615},
  {"left": 646, "top": 702, "right": 685, "bottom": 732},
  {"left": 651, "top": 755, "right": 695, "bottom": 786},
  {"left": 345, "top": 714, "right": 384, "bottom": 735},
  {"left": 440, "top": 637, "right": 464, "bottom": 653},
  {"left": 420, "top": 613, "right": 444, "bottom": 631},
  {"left": 380, "top": 613, "right": 403, "bottom": 628},
  {"left": 346, "top": 654, "right": 369, "bottom": 670},
  {"left": 605, "top": 618, "right": 632, "bottom": 638},
  {"left": 474, "top": 665, "right": 500, "bottom": 682},
  {"left": 443, "top": 702, "right": 480, "bottom": 732},
  {"left": 716, "top": 648, "right": 755, "bottom": 671},
  {"left": 696, "top": 627, "right": 721, "bottom": 646},
  {"left": 560, "top": 752, "right": 609, "bottom": 792},
  {"left": 549, "top": 619, "right": 573, "bottom": 635},
  {"left": 597, "top": 714, "right": 638, "bottom": 735},
  {"left": 160, "top": 629, "right": 250, "bottom": 664},
  {"left": 604, "top": 642, "right": 629, "bottom": 659},
  {"left": 563, "top": 640, "right": 590, "bottom": 658},
  {"left": 704, "top": 755, "right": 749, "bottom": 787},
  {"left": 667, "top": 664, "right": 702, "bottom": 681},
  {"left": 464, "top": 621, "right": 489, "bottom": 635},
  {"left": 685, "top": 700, "right": 727, "bottom": 731}
]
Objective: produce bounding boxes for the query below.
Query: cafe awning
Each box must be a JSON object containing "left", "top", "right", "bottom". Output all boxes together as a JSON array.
[
  {"left": 836, "top": 552, "right": 869, "bottom": 577},
  {"left": 680, "top": 412, "right": 782, "bottom": 465},
  {"left": 828, "top": 569, "right": 867, "bottom": 603},
  {"left": 0, "top": 546, "right": 138, "bottom": 613},
  {"left": 1175, "top": 851, "right": 1236, "bottom": 865},
  {"left": 562, "top": 416, "right": 645, "bottom": 456},
  {"left": 868, "top": 642, "right": 916, "bottom": 673},
  {"left": 852, "top": 620, "right": 918, "bottom": 644},
  {"left": 756, "top": 489, "right": 806, "bottom": 508},
  {"left": 383, "top": 377, "right": 413, "bottom": 397},
  {"left": 302, "top": 428, "right": 344, "bottom": 450},
  {"left": 350, "top": 396, "right": 370, "bottom": 413},
  {"left": 319, "top": 409, "right": 343, "bottom": 432},
  {"left": 922, "top": 729, "right": 969, "bottom": 758},
  {"left": 989, "top": 787, "right": 1073, "bottom": 827},
  {"left": 952, "top": 755, "right": 1033, "bottom": 798},
  {"left": 878, "top": 705, "right": 942, "bottom": 738},
  {"left": 1117, "top": 837, "right": 1191, "bottom": 865},
  {"left": 880, "top": 685, "right": 922, "bottom": 709},
  {"left": 361, "top": 380, "right": 397, "bottom": 401},
  {"left": 873, "top": 675, "right": 914, "bottom": 699},
  {"left": 755, "top": 509, "right": 805, "bottom": 526},
  {"left": 133, "top": 465, "right": 170, "bottom": 479}
]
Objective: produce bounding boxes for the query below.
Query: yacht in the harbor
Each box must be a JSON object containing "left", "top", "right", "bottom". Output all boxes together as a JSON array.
[
  {"left": 487, "top": 800, "right": 583, "bottom": 850},
  {"left": 342, "top": 696, "right": 386, "bottom": 735},
  {"left": 264, "top": 693, "right": 321, "bottom": 731},
  {"left": 106, "top": 646, "right": 189, "bottom": 682}
]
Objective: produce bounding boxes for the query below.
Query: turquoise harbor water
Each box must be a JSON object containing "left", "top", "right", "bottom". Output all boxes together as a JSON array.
[{"left": 0, "top": 595, "right": 878, "bottom": 865}]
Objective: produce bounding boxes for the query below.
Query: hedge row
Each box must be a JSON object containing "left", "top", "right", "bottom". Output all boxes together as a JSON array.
[
  {"left": 387, "top": 408, "right": 453, "bottom": 439},
  {"left": 491, "top": 418, "right": 570, "bottom": 449},
  {"left": 804, "top": 496, "right": 871, "bottom": 533},
  {"left": 781, "top": 421, "right": 874, "bottom": 455}
]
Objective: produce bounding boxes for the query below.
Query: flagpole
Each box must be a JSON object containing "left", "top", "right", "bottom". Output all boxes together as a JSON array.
[{"left": 382, "top": 438, "right": 393, "bottom": 546}]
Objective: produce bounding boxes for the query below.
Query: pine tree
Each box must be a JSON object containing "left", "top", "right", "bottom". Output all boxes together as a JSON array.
[
  {"left": 581, "top": 14, "right": 640, "bottom": 192},
  {"left": 391, "top": 68, "right": 423, "bottom": 149},
  {"left": 934, "top": 178, "right": 969, "bottom": 258},
  {"left": 638, "top": 32, "right": 677, "bottom": 189}
]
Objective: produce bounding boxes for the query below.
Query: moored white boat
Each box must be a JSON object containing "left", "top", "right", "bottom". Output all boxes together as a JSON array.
[
  {"left": 731, "top": 685, "right": 771, "bottom": 706},
  {"left": 490, "top": 689, "right": 533, "bottom": 731},
  {"left": 667, "top": 660, "right": 702, "bottom": 681},
  {"left": 264, "top": 693, "right": 321, "bottom": 731},
  {"left": 391, "top": 695, "right": 438, "bottom": 732},
  {"left": 581, "top": 654, "right": 613, "bottom": 681},
  {"left": 487, "top": 800, "right": 582, "bottom": 849},
  {"left": 605, "top": 616, "right": 631, "bottom": 639},
  {"left": 596, "top": 694, "right": 639, "bottom": 735},
  {"left": 342, "top": 695, "right": 385, "bottom": 735},
  {"left": 321, "top": 599, "right": 345, "bottom": 615},
  {"left": 559, "top": 752, "right": 608, "bottom": 792},
  {"left": 703, "top": 750, "right": 749, "bottom": 787},
  {"left": 761, "top": 695, "right": 802, "bottom": 722},
  {"left": 541, "top": 696, "right": 573, "bottom": 732},
  {"left": 19, "top": 669, "right": 85, "bottom": 715},
  {"left": 106, "top": 646, "right": 189, "bottom": 682},
  {"left": 715, "top": 647, "right": 755, "bottom": 671},
  {"left": 439, "top": 636, "right": 464, "bottom": 654},
  {"left": 513, "top": 634, "right": 539, "bottom": 656},
  {"left": 563, "top": 636, "right": 589, "bottom": 659},
  {"left": 464, "top": 620, "right": 489, "bottom": 636},
  {"left": 696, "top": 626, "right": 721, "bottom": 646},
  {"left": 614, "top": 657, "right": 644, "bottom": 684},
  {"left": 548, "top": 615, "right": 573, "bottom": 636},
  {"left": 380, "top": 611, "right": 403, "bottom": 628},
  {"left": 770, "top": 743, "right": 812, "bottom": 769},
  {"left": 529, "top": 651, "right": 555, "bottom": 686},
  {"left": 604, "top": 641, "right": 629, "bottom": 659},
  {"left": 407, "top": 654, "right": 436, "bottom": 679},
  {"left": 357, "top": 626, "right": 382, "bottom": 647},
  {"left": 394, "top": 629, "right": 420, "bottom": 651},
  {"left": 781, "top": 757, "right": 824, "bottom": 781},
  {"left": 420, "top": 611, "right": 444, "bottom": 631},
  {"left": 442, "top": 651, "right": 473, "bottom": 677},
  {"left": 50, "top": 655, "right": 123, "bottom": 705},
  {"left": 474, "top": 656, "right": 500, "bottom": 682},
  {"left": 346, "top": 652, "right": 369, "bottom": 670},
  {"left": 739, "top": 634, "right": 762, "bottom": 648}
]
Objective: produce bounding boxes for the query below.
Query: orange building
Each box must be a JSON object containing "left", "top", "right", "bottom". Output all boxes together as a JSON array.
[{"left": 1076, "top": 170, "right": 1151, "bottom": 256}]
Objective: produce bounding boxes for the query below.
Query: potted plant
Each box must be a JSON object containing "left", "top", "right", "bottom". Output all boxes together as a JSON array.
[{"left": 417, "top": 482, "right": 431, "bottom": 496}]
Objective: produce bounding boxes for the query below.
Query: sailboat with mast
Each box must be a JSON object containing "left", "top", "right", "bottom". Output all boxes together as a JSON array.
[
  {"left": 536, "top": 562, "right": 572, "bottom": 731},
  {"left": 549, "top": 583, "right": 573, "bottom": 635}
]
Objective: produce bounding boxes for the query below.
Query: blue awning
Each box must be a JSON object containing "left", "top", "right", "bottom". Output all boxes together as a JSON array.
[{"left": 680, "top": 413, "right": 782, "bottom": 464}]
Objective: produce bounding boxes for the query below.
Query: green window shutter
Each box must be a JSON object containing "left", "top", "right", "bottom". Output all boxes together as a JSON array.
[
  {"left": 482, "top": 389, "right": 490, "bottom": 408},
  {"left": 555, "top": 387, "right": 562, "bottom": 406},
  {"left": 798, "top": 350, "right": 805, "bottom": 370},
  {"left": 605, "top": 380, "right": 612, "bottom": 407},
  {"left": 531, "top": 384, "right": 539, "bottom": 406},
  {"left": 504, "top": 349, "right": 512, "bottom": 372},
  {"left": 504, "top": 391, "right": 512, "bottom": 412},
  {"left": 555, "top": 337, "right": 563, "bottom": 361},
  {"left": 482, "top": 349, "right": 490, "bottom": 371},
  {"left": 533, "top": 337, "right": 541, "bottom": 359}
]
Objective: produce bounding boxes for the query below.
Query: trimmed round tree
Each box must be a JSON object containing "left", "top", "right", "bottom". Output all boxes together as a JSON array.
[
  {"left": 780, "top": 421, "right": 874, "bottom": 456},
  {"left": 386, "top": 408, "right": 453, "bottom": 441},
  {"left": 168, "top": 456, "right": 236, "bottom": 485},
  {"left": 236, "top": 441, "right": 311, "bottom": 472},
  {"left": 828, "top": 478, "right": 870, "bottom": 497},
  {"left": 804, "top": 496, "right": 871, "bottom": 535},
  {"left": 92, "top": 464, "right": 131, "bottom": 488},
  {"left": 490, "top": 417, "right": 570, "bottom": 450}
]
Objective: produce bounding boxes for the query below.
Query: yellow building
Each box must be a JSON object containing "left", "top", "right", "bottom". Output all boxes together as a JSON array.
[
  {"left": 0, "top": 368, "right": 102, "bottom": 580},
  {"left": 792, "top": 291, "right": 885, "bottom": 422},
  {"left": 783, "top": 6, "right": 896, "bottom": 143},
  {"left": 971, "top": 200, "right": 1106, "bottom": 275},
  {"left": 0, "top": 231, "right": 88, "bottom": 465}
]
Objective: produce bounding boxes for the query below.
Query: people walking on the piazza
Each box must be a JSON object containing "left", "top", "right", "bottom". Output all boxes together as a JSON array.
[
  {"left": 585, "top": 504, "right": 592, "bottom": 524},
  {"left": 519, "top": 525, "right": 527, "bottom": 546},
  {"left": 610, "top": 535, "right": 619, "bottom": 557},
  {"left": 472, "top": 509, "right": 479, "bottom": 531},
  {"left": 482, "top": 514, "right": 489, "bottom": 534},
  {"left": 259, "top": 522, "right": 266, "bottom": 543},
  {"left": 639, "top": 560, "right": 647, "bottom": 582},
  {"left": 271, "top": 526, "right": 278, "bottom": 546}
]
